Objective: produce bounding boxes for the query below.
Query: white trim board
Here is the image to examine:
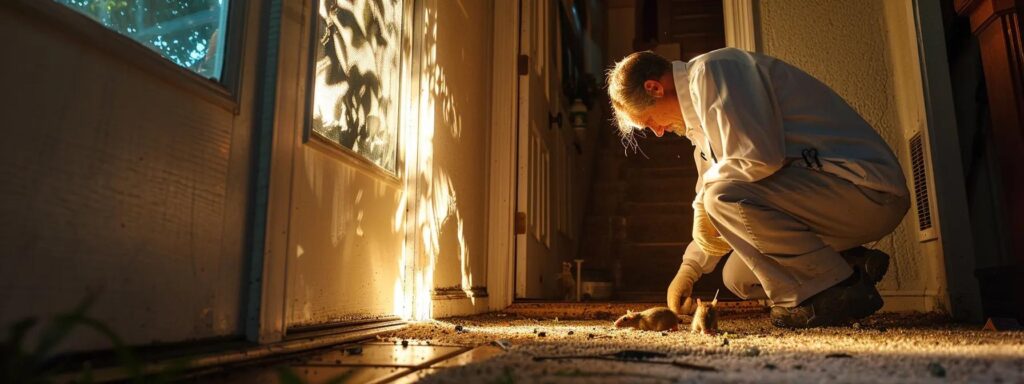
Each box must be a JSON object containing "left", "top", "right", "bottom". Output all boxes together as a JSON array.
[
  {"left": 486, "top": 0, "right": 520, "bottom": 312},
  {"left": 723, "top": 0, "right": 756, "bottom": 51}
]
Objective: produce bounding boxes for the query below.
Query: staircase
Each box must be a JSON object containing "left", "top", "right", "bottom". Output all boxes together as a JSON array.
[{"left": 580, "top": 132, "right": 729, "bottom": 301}]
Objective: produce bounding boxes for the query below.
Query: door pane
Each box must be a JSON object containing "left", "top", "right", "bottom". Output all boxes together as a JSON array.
[
  {"left": 54, "top": 0, "right": 230, "bottom": 80},
  {"left": 310, "top": 0, "right": 403, "bottom": 173}
]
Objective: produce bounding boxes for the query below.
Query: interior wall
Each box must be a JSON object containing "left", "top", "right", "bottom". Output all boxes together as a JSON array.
[
  {"left": 0, "top": 3, "right": 258, "bottom": 351},
  {"left": 757, "top": 0, "right": 943, "bottom": 310}
]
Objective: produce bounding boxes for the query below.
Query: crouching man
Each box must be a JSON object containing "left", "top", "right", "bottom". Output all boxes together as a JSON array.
[{"left": 606, "top": 49, "right": 910, "bottom": 328}]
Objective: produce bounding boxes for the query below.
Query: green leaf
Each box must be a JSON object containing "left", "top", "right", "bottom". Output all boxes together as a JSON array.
[
  {"left": 32, "top": 295, "right": 95, "bottom": 359},
  {"left": 321, "top": 369, "right": 356, "bottom": 384},
  {"left": 276, "top": 366, "right": 306, "bottom": 384}
]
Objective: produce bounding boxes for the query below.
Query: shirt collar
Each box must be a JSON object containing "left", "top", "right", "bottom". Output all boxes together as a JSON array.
[{"left": 672, "top": 60, "right": 702, "bottom": 144}]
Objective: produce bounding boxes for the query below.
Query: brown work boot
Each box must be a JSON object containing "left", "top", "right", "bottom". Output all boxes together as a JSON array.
[
  {"left": 769, "top": 270, "right": 884, "bottom": 328},
  {"left": 841, "top": 246, "right": 890, "bottom": 283}
]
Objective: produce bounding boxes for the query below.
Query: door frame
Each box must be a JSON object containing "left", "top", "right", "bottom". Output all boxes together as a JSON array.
[
  {"left": 723, "top": 0, "right": 756, "bottom": 51},
  {"left": 486, "top": 0, "right": 521, "bottom": 311}
]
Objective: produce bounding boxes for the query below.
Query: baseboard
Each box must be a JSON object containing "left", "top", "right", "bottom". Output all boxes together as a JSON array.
[
  {"left": 880, "top": 290, "right": 942, "bottom": 313},
  {"left": 432, "top": 287, "right": 491, "bottom": 317}
]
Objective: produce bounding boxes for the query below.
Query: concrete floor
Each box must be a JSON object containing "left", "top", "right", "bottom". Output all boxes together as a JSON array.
[
  {"left": 204, "top": 305, "right": 1024, "bottom": 383},
  {"left": 384, "top": 307, "right": 1023, "bottom": 383}
]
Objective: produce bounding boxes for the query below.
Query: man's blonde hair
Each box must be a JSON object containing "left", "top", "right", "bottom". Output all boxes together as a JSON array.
[{"left": 606, "top": 51, "right": 673, "bottom": 142}]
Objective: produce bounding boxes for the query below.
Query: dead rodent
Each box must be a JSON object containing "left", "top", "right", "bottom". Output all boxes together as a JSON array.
[
  {"left": 690, "top": 298, "right": 719, "bottom": 335},
  {"left": 613, "top": 307, "right": 681, "bottom": 331}
]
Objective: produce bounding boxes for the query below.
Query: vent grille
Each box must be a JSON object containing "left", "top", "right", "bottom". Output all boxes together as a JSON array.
[{"left": 909, "top": 133, "right": 932, "bottom": 231}]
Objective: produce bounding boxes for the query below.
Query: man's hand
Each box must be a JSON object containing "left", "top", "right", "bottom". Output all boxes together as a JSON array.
[
  {"left": 693, "top": 203, "right": 732, "bottom": 257},
  {"left": 667, "top": 262, "right": 701, "bottom": 315}
]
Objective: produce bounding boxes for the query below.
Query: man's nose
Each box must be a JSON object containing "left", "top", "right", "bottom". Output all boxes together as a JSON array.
[{"left": 650, "top": 126, "right": 665, "bottom": 137}]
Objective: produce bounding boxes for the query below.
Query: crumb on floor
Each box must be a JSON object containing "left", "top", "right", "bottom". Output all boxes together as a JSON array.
[{"left": 381, "top": 311, "right": 1024, "bottom": 383}]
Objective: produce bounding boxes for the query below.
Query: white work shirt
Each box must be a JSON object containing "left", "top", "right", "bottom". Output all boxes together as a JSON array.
[{"left": 674, "top": 48, "right": 908, "bottom": 208}]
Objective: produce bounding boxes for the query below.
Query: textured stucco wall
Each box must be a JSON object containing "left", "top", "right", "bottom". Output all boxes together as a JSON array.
[{"left": 757, "top": 0, "right": 935, "bottom": 303}]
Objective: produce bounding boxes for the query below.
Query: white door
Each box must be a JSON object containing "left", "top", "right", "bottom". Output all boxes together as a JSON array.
[
  {"left": 516, "top": 0, "right": 572, "bottom": 299},
  {"left": 277, "top": 0, "right": 416, "bottom": 332}
]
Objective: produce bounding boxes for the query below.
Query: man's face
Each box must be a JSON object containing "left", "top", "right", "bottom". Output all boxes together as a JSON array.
[
  {"left": 630, "top": 94, "right": 685, "bottom": 138},
  {"left": 628, "top": 75, "right": 686, "bottom": 137}
]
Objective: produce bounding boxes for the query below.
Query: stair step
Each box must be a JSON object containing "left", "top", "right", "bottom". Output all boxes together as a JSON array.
[
  {"left": 624, "top": 214, "right": 694, "bottom": 244},
  {"left": 624, "top": 166, "right": 699, "bottom": 179},
  {"left": 624, "top": 176, "right": 699, "bottom": 203},
  {"left": 621, "top": 201, "right": 692, "bottom": 215},
  {"left": 616, "top": 244, "right": 736, "bottom": 299},
  {"left": 618, "top": 248, "right": 681, "bottom": 293}
]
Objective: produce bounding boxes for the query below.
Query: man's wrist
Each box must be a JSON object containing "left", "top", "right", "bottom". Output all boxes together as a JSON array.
[{"left": 681, "top": 259, "right": 703, "bottom": 279}]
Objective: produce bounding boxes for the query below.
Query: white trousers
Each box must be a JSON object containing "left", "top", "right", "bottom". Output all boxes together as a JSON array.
[{"left": 695, "top": 166, "right": 909, "bottom": 307}]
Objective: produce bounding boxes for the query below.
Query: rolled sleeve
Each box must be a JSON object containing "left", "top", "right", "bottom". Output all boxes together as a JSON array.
[{"left": 682, "top": 240, "right": 724, "bottom": 275}]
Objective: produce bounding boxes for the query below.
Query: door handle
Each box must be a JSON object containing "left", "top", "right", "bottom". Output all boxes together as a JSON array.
[{"left": 549, "top": 112, "right": 562, "bottom": 130}]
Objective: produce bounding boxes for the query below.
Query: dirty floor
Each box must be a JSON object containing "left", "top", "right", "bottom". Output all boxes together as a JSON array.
[{"left": 205, "top": 304, "right": 1024, "bottom": 383}]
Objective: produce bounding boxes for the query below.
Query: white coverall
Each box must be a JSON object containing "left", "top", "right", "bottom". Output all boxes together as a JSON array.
[{"left": 674, "top": 48, "right": 910, "bottom": 307}]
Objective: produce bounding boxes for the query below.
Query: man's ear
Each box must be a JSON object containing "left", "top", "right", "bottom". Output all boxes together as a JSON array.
[{"left": 643, "top": 79, "right": 665, "bottom": 98}]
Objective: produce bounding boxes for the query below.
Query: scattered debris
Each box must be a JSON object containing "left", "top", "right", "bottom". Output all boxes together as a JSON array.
[
  {"left": 928, "top": 362, "right": 946, "bottom": 378},
  {"left": 852, "top": 322, "right": 861, "bottom": 329},
  {"left": 983, "top": 317, "right": 1023, "bottom": 331},
  {"left": 567, "top": 330, "right": 574, "bottom": 335},
  {"left": 532, "top": 350, "right": 716, "bottom": 371},
  {"left": 612, "top": 350, "right": 667, "bottom": 360},
  {"left": 538, "top": 331, "right": 547, "bottom": 337},
  {"left": 401, "top": 340, "right": 409, "bottom": 348},
  {"left": 491, "top": 339, "right": 512, "bottom": 351},
  {"left": 455, "top": 325, "right": 465, "bottom": 333},
  {"left": 370, "top": 311, "right": 1021, "bottom": 382}
]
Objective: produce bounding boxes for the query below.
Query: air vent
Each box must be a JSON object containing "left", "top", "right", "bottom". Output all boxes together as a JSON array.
[{"left": 909, "top": 133, "right": 932, "bottom": 232}]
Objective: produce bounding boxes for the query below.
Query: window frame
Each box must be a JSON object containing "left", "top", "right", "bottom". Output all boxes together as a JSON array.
[
  {"left": 300, "top": 0, "right": 407, "bottom": 181},
  {"left": 8, "top": 0, "right": 248, "bottom": 113}
]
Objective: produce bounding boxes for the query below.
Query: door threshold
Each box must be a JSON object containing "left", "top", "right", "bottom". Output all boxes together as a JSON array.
[{"left": 53, "top": 319, "right": 408, "bottom": 383}]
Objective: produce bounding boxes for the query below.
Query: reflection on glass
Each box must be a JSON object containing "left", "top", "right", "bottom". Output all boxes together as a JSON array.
[
  {"left": 54, "top": 0, "right": 229, "bottom": 80},
  {"left": 311, "top": 0, "right": 402, "bottom": 173}
]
